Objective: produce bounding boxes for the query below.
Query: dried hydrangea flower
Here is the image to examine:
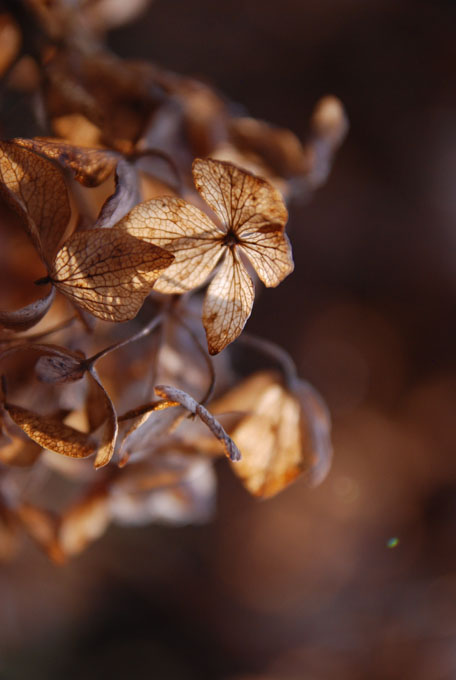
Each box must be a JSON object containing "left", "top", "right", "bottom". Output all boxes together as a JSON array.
[{"left": 119, "top": 158, "right": 294, "bottom": 353}]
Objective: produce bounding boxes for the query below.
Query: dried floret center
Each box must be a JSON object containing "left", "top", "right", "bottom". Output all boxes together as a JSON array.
[{"left": 222, "top": 229, "right": 240, "bottom": 249}]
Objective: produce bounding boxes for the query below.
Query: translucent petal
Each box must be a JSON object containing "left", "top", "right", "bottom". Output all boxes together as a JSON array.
[
  {"left": 51, "top": 227, "right": 174, "bottom": 321},
  {"left": 192, "top": 157, "right": 288, "bottom": 233},
  {"left": 239, "top": 229, "right": 294, "bottom": 287},
  {"left": 0, "top": 141, "right": 71, "bottom": 265},
  {"left": 202, "top": 249, "right": 254, "bottom": 354},
  {"left": 118, "top": 196, "right": 223, "bottom": 294}
]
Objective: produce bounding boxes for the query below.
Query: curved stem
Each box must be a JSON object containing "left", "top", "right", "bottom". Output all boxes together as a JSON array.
[
  {"left": 0, "top": 315, "right": 77, "bottom": 346},
  {"left": 86, "top": 313, "right": 164, "bottom": 367},
  {"left": 172, "top": 312, "right": 215, "bottom": 405},
  {"left": 236, "top": 333, "right": 298, "bottom": 387}
]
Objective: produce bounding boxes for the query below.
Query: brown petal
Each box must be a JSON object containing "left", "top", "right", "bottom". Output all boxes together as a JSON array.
[
  {"left": 0, "top": 141, "right": 71, "bottom": 265},
  {"left": 35, "top": 352, "right": 86, "bottom": 384},
  {"left": 215, "top": 372, "right": 332, "bottom": 498},
  {"left": 13, "top": 138, "right": 117, "bottom": 187},
  {"left": 118, "top": 400, "right": 183, "bottom": 466},
  {"left": 229, "top": 116, "right": 307, "bottom": 177},
  {"left": 192, "top": 158, "right": 288, "bottom": 234},
  {"left": 239, "top": 229, "right": 294, "bottom": 287},
  {"left": 4, "top": 403, "right": 97, "bottom": 459},
  {"left": 0, "top": 342, "right": 85, "bottom": 383},
  {"left": 87, "top": 368, "right": 118, "bottom": 469},
  {"left": 118, "top": 196, "right": 222, "bottom": 294},
  {"left": 0, "top": 287, "right": 55, "bottom": 331},
  {"left": 95, "top": 157, "right": 140, "bottom": 228},
  {"left": 203, "top": 249, "right": 254, "bottom": 354},
  {"left": 50, "top": 227, "right": 174, "bottom": 321}
]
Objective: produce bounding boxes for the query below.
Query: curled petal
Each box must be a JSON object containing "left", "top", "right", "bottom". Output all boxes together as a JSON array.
[
  {"left": 4, "top": 403, "right": 97, "bottom": 459},
  {"left": 155, "top": 384, "right": 241, "bottom": 461},
  {"left": 203, "top": 249, "right": 254, "bottom": 354},
  {"left": 0, "top": 287, "right": 55, "bottom": 331},
  {"left": 95, "top": 157, "right": 140, "bottom": 228},
  {"left": 13, "top": 138, "right": 117, "bottom": 187}
]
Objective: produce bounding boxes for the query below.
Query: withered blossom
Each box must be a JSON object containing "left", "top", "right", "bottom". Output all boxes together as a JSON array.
[
  {"left": 0, "top": 0, "right": 345, "bottom": 561},
  {"left": 120, "top": 158, "right": 294, "bottom": 353},
  {"left": 0, "top": 140, "right": 174, "bottom": 323}
]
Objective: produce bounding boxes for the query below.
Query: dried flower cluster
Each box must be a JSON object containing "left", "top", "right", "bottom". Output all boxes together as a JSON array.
[{"left": 0, "top": 0, "right": 347, "bottom": 561}]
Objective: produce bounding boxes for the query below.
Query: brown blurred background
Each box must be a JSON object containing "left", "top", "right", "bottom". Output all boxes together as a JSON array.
[{"left": 2, "top": 0, "right": 456, "bottom": 678}]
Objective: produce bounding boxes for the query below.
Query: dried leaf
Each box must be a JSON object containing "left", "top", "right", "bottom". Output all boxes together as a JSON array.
[
  {"left": 4, "top": 403, "right": 97, "bottom": 459},
  {"left": 13, "top": 138, "right": 117, "bottom": 187},
  {"left": 203, "top": 249, "right": 254, "bottom": 355},
  {"left": 0, "top": 141, "right": 71, "bottom": 264},
  {"left": 0, "top": 287, "right": 55, "bottom": 331},
  {"left": 155, "top": 384, "right": 241, "bottom": 461},
  {"left": 95, "top": 157, "right": 140, "bottom": 228},
  {"left": 50, "top": 227, "right": 174, "bottom": 321},
  {"left": 87, "top": 368, "right": 118, "bottom": 469}
]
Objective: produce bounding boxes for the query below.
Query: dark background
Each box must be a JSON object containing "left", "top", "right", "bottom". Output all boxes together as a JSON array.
[{"left": 2, "top": 1, "right": 456, "bottom": 678}]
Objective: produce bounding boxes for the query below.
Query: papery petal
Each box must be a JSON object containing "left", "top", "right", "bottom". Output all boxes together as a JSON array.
[
  {"left": 203, "top": 248, "right": 254, "bottom": 354},
  {"left": 192, "top": 157, "right": 288, "bottom": 233},
  {"left": 13, "top": 138, "right": 117, "bottom": 187},
  {"left": 50, "top": 227, "right": 173, "bottom": 321},
  {"left": 239, "top": 229, "right": 294, "bottom": 287},
  {"left": 118, "top": 196, "right": 223, "bottom": 293},
  {"left": 0, "top": 141, "right": 71, "bottom": 265}
]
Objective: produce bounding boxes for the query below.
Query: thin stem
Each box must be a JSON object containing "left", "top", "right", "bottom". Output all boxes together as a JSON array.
[
  {"left": 142, "top": 320, "right": 164, "bottom": 400},
  {"left": 236, "top": 333, "right": 298, "bottom": 387},
  {"left": 0, "top": 316, "right": 77, "bottom": 347},
  {"left": 172, "top": 312, "right": 215, "bottom": 405},
  {"left": 86, "top": 313, "right": 164, "bottom": 367}
]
